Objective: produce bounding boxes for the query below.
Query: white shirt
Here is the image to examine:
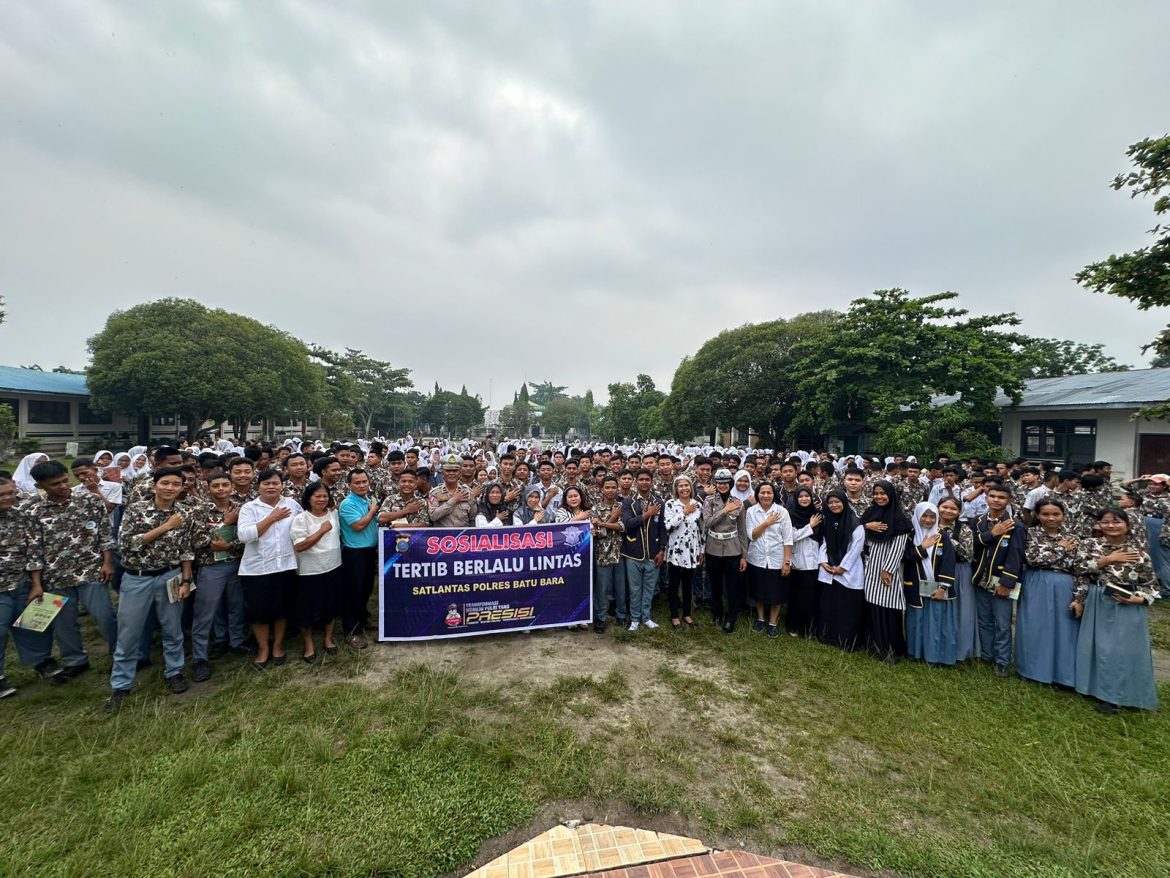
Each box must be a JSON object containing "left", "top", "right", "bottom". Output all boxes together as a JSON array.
[
  {"left": 745, "top": 503, "right": 793, "bottom": 569},
  {"left": 816, "top": 525, "right": 866, "bottom": 590},
  {"left": 238, "top": 496, "right": 303, "bottom": 575},
  {"left": 289, "top": 509, "right": 341, "bottom": 576},
  {"left": 1023, "top": 485, "right": 1051, "bottom": 511},
  {"left": 73, "top": 480, "right": 123, "bottom": 505},
  {"left": 790, "top": 524, "right": 821, "bottom": 571}
]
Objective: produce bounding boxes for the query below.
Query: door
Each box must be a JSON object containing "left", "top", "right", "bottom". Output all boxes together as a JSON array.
[{"left": 1139, "top": 434, "right": 1170, "bottom": 475}]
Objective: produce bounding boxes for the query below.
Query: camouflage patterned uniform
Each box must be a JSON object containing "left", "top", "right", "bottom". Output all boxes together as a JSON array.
[
  {"left": 379, "top": 493, "right": 431, "bottom": 528},
  {"left": 0, "top": 505, "right": 43, "bottom": 591},
  {"left": 24, "top": 493, "right": 113, "bottom": 588}
]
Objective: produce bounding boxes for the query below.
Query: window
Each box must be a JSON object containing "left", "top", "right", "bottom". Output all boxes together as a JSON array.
[
  {"left": 78, "top": 402, "right": 111, "bottom": 425},
  {"left": 27, "top": 399, "right": 72, "bottom": 424},
  {"left": 151, "top": 414, "right": 177, "bottom": 426},
  {"left": 1021, "top": 419, "right": 1096, "bottom": 462}
]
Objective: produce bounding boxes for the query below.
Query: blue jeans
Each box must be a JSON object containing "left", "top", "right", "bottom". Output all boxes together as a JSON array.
[
  {"left": 192, "top": 561, "right": 243, "bottom": 661},
  {"left": 110, "top": 570, "right": 186, "bottom": 692},
  {"left": 624, "top": 558, "right": 658, "bottom": 624},
  {"left": 0, "top": 582, "right": 52, "bottom": 677},
  {"left": 593, "top": 562, "right": 627, "bottom": 626},
  {"left": 974, "top": 587, "right": 1014, "bottom": 668},
  {"left": 49, "top": 581, "right": 118, "bottom": 668}
]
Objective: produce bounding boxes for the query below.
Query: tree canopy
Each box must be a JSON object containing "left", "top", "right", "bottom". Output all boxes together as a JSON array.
[{"left": 600, "top": 374, "right": 665, "bottom": 442}]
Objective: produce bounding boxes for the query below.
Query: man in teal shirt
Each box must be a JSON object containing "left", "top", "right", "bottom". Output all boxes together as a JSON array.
[{"left": 339, "top": 469, "right": 379, "bottom": 648}]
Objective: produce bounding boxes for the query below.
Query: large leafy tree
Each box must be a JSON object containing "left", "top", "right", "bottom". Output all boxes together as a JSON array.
[
  {"left": 1075, "top": 135, "right": 1170, "bottom": 358},
  {"left": 786, "top": 290, "right": 1026, "bottom": 452},
  {"left": 662, "top": 310, "right": 837, "bottom": 445},
  {"left": 541, "top": 397, "right": 585, "bottom": 439},
  {"left": 421, "top": 387, "right": 485, "bottom": 438},
  {"left": 528, "top": 381, "right": 568, "bottom": 405},
  {"left": 1014, "top": 337, "right": 1128, "bottom": 379},
  {"left": 600, "top": 374, "right": 665, "bottom": 442}
]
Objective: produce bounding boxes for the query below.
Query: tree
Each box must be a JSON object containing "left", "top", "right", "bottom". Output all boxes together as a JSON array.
[
  {"left": 662, "top": 311, "right": 837, "bottom": 445},
  {"left": 528, "top": 381, "right": 567, "bottom": 405},
  {"left": 88, "top": 298, "right": 325, "bottom": 441},
  {"left": 0, "top": 402, "right": 15, "bottom": 461},
  {"left": 1151, "top": 351, "right": 1170, "bottom": 369},
  {"left": 1075, "top": 135, "right": 1170, "bottom": 359},
  {"left": 422, "top": 388, "right": 486, "bottom": 438},
  {"left": 1014, "top": 338, "right": 1128, "bottom": 379},
  {"left": 499, "top": 384, "right": 532, "bottom": 437},
  {"left": 542, "top": 397, "right": 584, "bottom": 439},
  {"left": 600, "top": 374, "right": 665, "bottom": 442},
  {"left": 786, "top": 290, "right": 1026, "bottom": 454}
]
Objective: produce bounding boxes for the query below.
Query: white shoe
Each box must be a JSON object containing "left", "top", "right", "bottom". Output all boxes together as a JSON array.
[
  {"left": 627, "top": 621, "right": 640, "bottom": 632},
  {"left": 642, "top": 619, "right": 659, "bottom": 630}
]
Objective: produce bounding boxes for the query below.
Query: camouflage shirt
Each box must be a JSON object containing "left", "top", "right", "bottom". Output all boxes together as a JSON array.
[
  {"left": 591, "top": 501, "right": 623, "bottom": 566},
  {"left": 230, "top": 487, "right": 259, "bottom": 506},
  {"left": 1024, "top": 528, "right": 1078, "bottom": 573},
  {"left": 1072, "top": 536, "right": 1159, "bottom": 604},
  {"left": 325, "top": 480, "right": 349, "bottom": 508},
  {"left": 280, "top": 479, "right": 313, "bottom": 502},
  {"left": 1138, "top": 490, "right": 1170, "bottom": 519},
  {"left": 0, "top": 506, "right": 43, "bottom": 592},
  {"left": 25, "top": 493, "right": 114, "bottom": 588},
  {"left": 941, "top": 521, "right": 974, "bottom": 563},
  {"left": 118, "top": 500, "right": 198, "bottom": 572},
  {"left": 379, "top": 493, "right": 431, "bottom": 527},
  {"left": 190, "top": 499, "right": 245, "bottom": 567},
  {"left": 896, "top": 476, "right": 926, "bottom": 516}
]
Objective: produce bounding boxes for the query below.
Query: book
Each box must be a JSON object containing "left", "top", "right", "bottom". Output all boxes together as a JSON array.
[
  {"left": 213, "top": 524, "right": 237, "bottom": 562},
  {"left": 1104, "top": 583, "right": 1136, "bottom": 600},
  {"left": 919, "top": 579, "right": 941, "bottom": 598},
  {"left": 166, "top": 574, "right": 184, "bottom": 603},
  {"left": 13, "top": 593, "right": 69, "bottom": 632}
]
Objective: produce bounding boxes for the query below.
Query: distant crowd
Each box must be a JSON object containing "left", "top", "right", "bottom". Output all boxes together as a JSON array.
[{"left": 0, "top": 435, "right": 1164, "bottom": 715}]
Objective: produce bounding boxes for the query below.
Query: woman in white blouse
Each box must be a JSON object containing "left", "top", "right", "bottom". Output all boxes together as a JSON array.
[
  {"left": 816, "top": 491, "right": 867, "bottom": 651},
  {"left": 238, "top": 469, "right": 302, "bottom": 670},
  {"left": 290, "top": 481, "right": 341, "bottom": 663},
  {"left": 786, "top": 487, "right": 824, "bottom": 637},
  {"left": 664, "top": 475, "right": 704, "bottom": 630},
  {"left": 746, "top": 482, "right": 793, "bottom": 638}
]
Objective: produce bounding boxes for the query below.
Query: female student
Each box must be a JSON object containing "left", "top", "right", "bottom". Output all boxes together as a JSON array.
[
  {"left": 904, "top": 501, "right": 957, "bottom": 666},
  {"left": 860, "top": 480, "right": 913, "bottom": 661},
  {"left": 1016, "top": 497, "right": 1079, "bottom": 687},
  {"left": 817, "top": 492, "right": 866, "bottom": 651}
]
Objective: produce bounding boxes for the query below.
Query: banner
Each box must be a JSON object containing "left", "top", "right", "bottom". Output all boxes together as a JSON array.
[{"left": 378, "top": 522, "right": 593, "bottom": 641}]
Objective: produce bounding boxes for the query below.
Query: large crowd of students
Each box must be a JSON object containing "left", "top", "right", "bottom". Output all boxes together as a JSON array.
[{"left": 0, "top": 436, "right": 1164, "bottom": 715}]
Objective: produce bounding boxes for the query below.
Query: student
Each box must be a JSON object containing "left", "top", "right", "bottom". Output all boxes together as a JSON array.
[
  {"left": 664, "top": 475, "right": 703, "bottom": 631},
  {"left": 238, "top": 469, "right": 302, "bottom": 669},
  {"left": 475, "top": 483, "right": 512, "bottom": 527},
  {"left": 28, "top": 460, "right": 118, "bottom": 682},
  {"left": 189, "top": 472, "right": 245, "bottom": 682},
  {"left": 591, "top": 476, "right": 626, "bottom": 632},
  {"left": 107, "top": 467, "right": 197, "bottom": 712},
  {"left": 786, "top": 487, "right": 824, "bottom": 638},
  {"left": 971, "top": 484, "right": 1026, "bottom": 677},
  {"left": 0, "top": 476, "right": 56, "bottom": 696},
  {"left": 1016, "top": 497, "right": 1079, "bottom": 688},
  {"left": 377, "top": 470, "right": 431, "bottom": 528},
  {"left": 620, "top": 469, "right": 667, "bottom": 631},
  {"left": 937, "top": 497, "right": 979, "bottom": 661},
  {"left": 1071, "top": 508, "right": 1159, "bottom": 712},
  {"left": 290, "top": 481, "right": 341, "bottom": 663},
  {"left": 904, "top": 502, "right": 957, "bottom": 666},
  {"left": 817, "top": 491, "right": 866, "bottom": 651},
  {"left": 860, "top": 480, "right": 913, "bottom": 661},
  {"left": 745, "top": 482, "right": 793, "bottom": 638}
]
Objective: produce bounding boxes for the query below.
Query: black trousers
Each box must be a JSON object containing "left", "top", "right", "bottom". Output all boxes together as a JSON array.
[
  {"left": 668, "top": 563, "right": 694, "bottom": 618},
  {"left": 706, "top": 554, "right": 745, "bottom": 623},
  {"left": 341, "top": 546, "right": 378, "bottom": 636}
]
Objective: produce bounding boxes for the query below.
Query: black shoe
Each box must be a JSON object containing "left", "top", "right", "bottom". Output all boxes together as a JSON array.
[
  {"left": 752, "top": 619, "right": 766, "bottom": 633},
  {"left": 0, "top": 677, "right": 16, "bottom": 699},
  {"left": 54, "top": 661, "right": 91, "bottom": 684},
  {"left": 722, "top": 621, "right": 735, "bottom": 634},
  {"left": 192, "top": 660, "right": 212, "bottom": 683},
  {"left": 995, "top": 664, "right": 1009, "bottom": 678},
  {"left": 592, "top": 622, "right": 606, "bottom": 634},
  {"left": 34, "top": 658, "right": 63, "bottom": 679},
  {"left": 1095, "top": 700, "right": 1119, "bottom": 715},
  {"left": 302, "top": 652, "right": 318, "bottom": 665},
  {"left": 136, "top": 658, "right": 152, "bottom": 671},
  {"left": 272, "top": 653, "right": 287, "bottom": 666},
  {"left": 324, "top": 644, "right": 338, "bottom": 656},
  {"left": 104, "top": 689, "right": 129, "bottom": 714},
  {"left": 208, "top": 641, "right": 229, "bottom": 660},
  {"left": 167, "top": 674, "right": 189, "bottom": 694},
  {"left": 766, "top": 624, "right": 779, "bottom": 638},
  {"left": 230, "top": 644, "right": 257, "bottom": 656}
]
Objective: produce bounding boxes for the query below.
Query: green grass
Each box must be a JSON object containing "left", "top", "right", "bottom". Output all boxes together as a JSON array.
[
  {"left": 2, "top": 611, "right": 1168, "bottom": 878},
  {"left": 1149, "top": 600, "right": 1170, "bottom": 651}
]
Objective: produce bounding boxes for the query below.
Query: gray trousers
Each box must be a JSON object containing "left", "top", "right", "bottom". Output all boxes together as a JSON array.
[
  {"left": 192, "top": 561, "right": 244, "bottom": 661},
  {"left": 50, "top": 581, "right": 118, "bottom": 668}
]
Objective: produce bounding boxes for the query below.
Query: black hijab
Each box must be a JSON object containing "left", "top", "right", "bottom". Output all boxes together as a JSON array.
[
  {"left": 477, "top": 481, "right": 508, "bottom": 522},
  {"left": 859, "top": 479, "right": 913, "bottom": 543},
  {"left": 822, "top": 490, "right": 861, "bottom": 566},
  {"left": 789, "top": 486, "right": 822, "bottom": 543}
]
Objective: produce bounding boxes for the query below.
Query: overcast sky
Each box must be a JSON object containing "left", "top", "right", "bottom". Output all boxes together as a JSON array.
[{"left": 2, "top": 1, "right": 1167, "bottom": 406}]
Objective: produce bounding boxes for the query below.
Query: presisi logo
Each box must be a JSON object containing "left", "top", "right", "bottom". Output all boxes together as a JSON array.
[{"left": 464, "top": 607, "right": 536, "bottom": 625}]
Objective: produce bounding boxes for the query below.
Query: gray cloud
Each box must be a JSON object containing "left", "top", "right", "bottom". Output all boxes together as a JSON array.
[{"left": 1, "top": 0, "right": 1167, "bottom": 408}]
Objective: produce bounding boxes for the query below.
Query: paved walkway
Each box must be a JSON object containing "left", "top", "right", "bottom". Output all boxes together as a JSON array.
[{"left": 464, "top": 823, "right": 858, "bottom": 878}]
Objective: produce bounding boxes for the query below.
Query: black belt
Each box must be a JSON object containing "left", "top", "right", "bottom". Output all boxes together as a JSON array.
[{"left": 124, "top": 566, "right": 176, "bottom": 577}]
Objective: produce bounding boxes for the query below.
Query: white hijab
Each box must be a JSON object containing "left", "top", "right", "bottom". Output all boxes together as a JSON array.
[
  {"left": 13, "top": 452, "right": 49, "bottom": 494},
  {"left": 913, "top": 500, "right": 940, "bottom": 582},
  {"left": 731, "top": 469, "right": 754, "bottom": 503}
]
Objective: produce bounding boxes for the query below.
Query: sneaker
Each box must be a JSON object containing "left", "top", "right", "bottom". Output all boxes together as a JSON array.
[
  {"left": 103, "top": 689, "right": 129, "bottom": 714},
  {"left": 767, "top": 624, "right": 779, "bottom": 638},
  {"left": 167, "top": 674, "right": 189, "bottom": 695},
  {"left": 752, "top": 619, "right": 766, "bottom": 633},
  {"left": 348, "top": 634, "right": 368, "bottom": 650},
  {"left": 643, "top": 619, "right": 659, "bottom": 630},
  {"left": 35, "top": 658, "right": 62, "bottom": 679},
  {"left": 627, "top": 621, "right": 640, "bottom": 632},
  {"left": 54, "top": 661, "right": 91, "bottom": 684},
  {"left": 192, "top": 660, "right": 212, "bottom": 683},
  {"left": 0, "top": 677, "right": 16, "bottom": 699}
]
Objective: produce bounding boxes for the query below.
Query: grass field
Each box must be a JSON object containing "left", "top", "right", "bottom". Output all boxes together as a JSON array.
[{"left": 2, "top": 601, "right": 1168, "bottom": 878}]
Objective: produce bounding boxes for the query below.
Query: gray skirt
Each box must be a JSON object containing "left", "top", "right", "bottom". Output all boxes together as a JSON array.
[{"left": 1075, "top": 586, "right": 1159, "bottom": 710}]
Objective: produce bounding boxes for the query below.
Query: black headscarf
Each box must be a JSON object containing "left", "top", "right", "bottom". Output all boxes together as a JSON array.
[
  {"left": 821, "top": 490, "right": 861, "bottom": 566},
  {"left": 789, "top": 486, "right": 822, "bottom": 544},
  {"left": 477, "top": 481, "right": 508, "bottom": 523},
  {"left": 859, "top": 479, "right": 913, "bottom": 543}
]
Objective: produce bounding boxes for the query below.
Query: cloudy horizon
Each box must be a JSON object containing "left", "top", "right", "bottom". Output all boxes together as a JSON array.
[{"left": 1, "top": 1, "right": 1167, "bottom": 407}]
